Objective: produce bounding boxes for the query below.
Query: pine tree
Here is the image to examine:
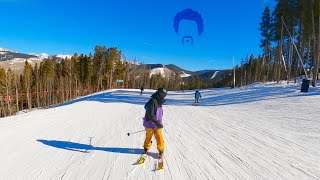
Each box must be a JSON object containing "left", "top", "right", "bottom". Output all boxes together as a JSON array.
[
  {"left": 0, "top": 67, "right": 6, "bottom": 116},
  {"left": 123, "top": 61, "right": 130, "bottom": 89},
  {"left": 311, "top": 0, "right": 319, "bottom": 87},
  {"left": 190, "top": 76, "right": 196, "bottom": 89},
  {"left": 174, "top": 73, "right": 182, "bottom": 90},
  {"left": 23, "top": 61, "right": 33, "bottom": 110},
  {"left": 260, "top": 6, "right": 273, "bottom": 81},
  {"left": 33, "top": 63, "right": 40, "bottom": 108},
  {"left": 249, "top": 54, "right": 255, "bottom": 84},
  {"left": 315, "top": 0, "right": 320, "bottom": 83},
  {"left": 114, "top": 59, "right": 124, "bottom": 88},
  {"left": 105, "top": 47, "right": 120, "bottom": 89},
  {"left": 131, "top": 59, "right": 138, "bottom": 89},
  {"left": 196, "top": 76, "right": 202, "bottom": 89}
]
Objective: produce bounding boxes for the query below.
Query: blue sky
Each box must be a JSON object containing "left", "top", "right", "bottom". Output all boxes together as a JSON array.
[{"left": 0, "top": 0, "right": 275, "bottom": 71}]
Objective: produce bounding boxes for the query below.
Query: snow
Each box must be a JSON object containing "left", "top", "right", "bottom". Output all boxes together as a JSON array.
[
  {"left": 7, "top": 58, "right": 41, "bottom": 63},
  {"left": 210, "top": 71, "right": 219, "bottom": 79},
  {"left": 10, "top": 58, "right": 27, "bottom": 62},
  {"left": 150, "top": 67, "right": 166, "bottom": 77},
  {"left": 0, "top": 82, "right": 320, "bottom": 179},
  {"left": 56, "top": 54, "right": 72, "bottom": 59},
  {"left": 133, "top": 61, "right": 140, "bottom": 65},
  {"left": 29, "top": 53, "right": 49, "bottom": 60},
  {"left": 0, "top": 48, "right": 18, "bottom": 53},
  {"left": 28, "top": 58, "right": 43, "bottom": 61},
  {"left": 149, "top": 66, "right": 174, "bottom": 78},
  {"left": 179, "top": 71, "right": 192, "bottom": 78}
]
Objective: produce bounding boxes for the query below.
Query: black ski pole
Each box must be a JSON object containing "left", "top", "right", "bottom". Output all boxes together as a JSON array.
[{"left": 127, "top": 130, "right": 146, "bottom": 136}]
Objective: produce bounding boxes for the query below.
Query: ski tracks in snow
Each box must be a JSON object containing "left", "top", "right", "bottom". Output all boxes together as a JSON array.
[{"left": 0, "top": 87, "right": 319, "bottom": 179}]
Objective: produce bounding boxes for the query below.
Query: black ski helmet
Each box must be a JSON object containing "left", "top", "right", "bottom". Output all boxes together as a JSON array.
[{"left": 157, "top": 87, "right": 167, "bottom": 98}]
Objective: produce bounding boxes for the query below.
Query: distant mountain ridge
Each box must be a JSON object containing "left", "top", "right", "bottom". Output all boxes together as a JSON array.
[
  {"left": 0, "top": 48, "right": 230, "bottom": 82},
  {"left": 165, "top": 64, "right": 193, "bottom": 74},
  {"left": 0, "top": 48, "right": 73, "bottom": 74},
  {"left": 0, "top": 48, "right": 72, "bottom": 62},
  {"left": 0, "top": 48, "right": 37, "bottom": 61},
  {"left": 140, "top": 63, "right": 230, "bottom": 82}
]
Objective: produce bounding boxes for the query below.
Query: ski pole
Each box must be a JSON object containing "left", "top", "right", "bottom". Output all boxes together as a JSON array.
[{"left": 127, "top": 130, "right": 146, "bottom": 136}]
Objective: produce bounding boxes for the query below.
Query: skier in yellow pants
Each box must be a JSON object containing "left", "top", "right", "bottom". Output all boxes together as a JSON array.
[
  {"left": 143, "top": 128, "right": 164, "bottom": 153},
  {"left": 143, "top": 88, "right": 167, "bottom": 157}
]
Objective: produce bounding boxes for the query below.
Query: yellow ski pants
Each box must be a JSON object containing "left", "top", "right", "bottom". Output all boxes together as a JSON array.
[{"left": 143, "top": 128, "right": 164, "bottom": 152}]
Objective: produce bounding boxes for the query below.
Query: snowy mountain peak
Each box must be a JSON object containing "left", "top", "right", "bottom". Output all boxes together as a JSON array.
[
  {"left": 0, "top": 48, "right": 18, "bottom": 53},
  {"left": 29, "top": 53, "right": 49, "bottom": 60},
  {"left": 56, "top": 54, "right": 72, "bottom": 59}
]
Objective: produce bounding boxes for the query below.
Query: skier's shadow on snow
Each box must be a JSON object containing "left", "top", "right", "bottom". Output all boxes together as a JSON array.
[{"left": 37, "top": 139, "right": 158, "bottom": 158}]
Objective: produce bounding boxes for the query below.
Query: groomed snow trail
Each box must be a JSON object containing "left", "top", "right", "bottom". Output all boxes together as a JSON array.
[{"left": 0, "top": 83, "right": 320, "bottom": 180}]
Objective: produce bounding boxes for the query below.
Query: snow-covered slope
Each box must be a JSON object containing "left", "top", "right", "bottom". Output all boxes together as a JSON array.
[
  {"left": 1, "top": 48, "right": 72, "bottom": 61},
  {"left": 150, "top": 67, "right": 173, "bottom": 77},
  {"left": 0, "top": 48, "right": 41, "bottom": 62},
  {"left": 179, "top": 71, "right": 192, "bottom": 78},
  {"left": 0, "top": 48, "right": 43, "bottom": 73},
  {"left": 210, "top": 71, "right": 219, "bottom": 79},
  {"left": 150, "top": 67, "right": 166, "bottom": 77},
  {"left": 0, "top": 48, "right": 18, "bottom": 53},
  {"left": 0, "top": 83, "right": 320, "bottom": 179},
  {"left": 29, "top": 53, "right": 49, "bottom": 60}
]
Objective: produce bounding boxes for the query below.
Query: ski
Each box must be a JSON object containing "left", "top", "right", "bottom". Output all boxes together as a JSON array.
[
  {"left": 157, "top": 156, "right": 164, "bottom": 170},
  {"left": 136, "top": 153, "right": 147, "bottom": 165},
  {"left": 134, "top": 142, "right": 153, "bottom": 165}
]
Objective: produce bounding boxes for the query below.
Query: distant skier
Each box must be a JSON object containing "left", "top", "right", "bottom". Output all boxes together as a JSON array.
[
  {"left": 180, "top": 82, "right": 185, "bottom": 93},
  {"left": 142, "top": 88, "right": 167, "bottom": 165},
  {"left": 194, "top": 90, "right": 201, "bottom": 105},
  {"left": 140, "top": 86, "right": 144, "bottom": 95}
]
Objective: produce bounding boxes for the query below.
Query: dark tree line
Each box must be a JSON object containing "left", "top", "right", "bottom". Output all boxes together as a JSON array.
[
  {"left": 0, "top": 45, "right": 194, "bottom": 117},
  {"left": 235, "top": 0, "right": 320, "bottom": 87}
]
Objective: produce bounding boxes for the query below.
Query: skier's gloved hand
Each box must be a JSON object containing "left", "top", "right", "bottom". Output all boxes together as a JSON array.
[
  {"left": 157, "top": 123, "right": 163, "bottom": 129},
  {"left": 156, "top": 122, "right": 163, "bottom": 129}
]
